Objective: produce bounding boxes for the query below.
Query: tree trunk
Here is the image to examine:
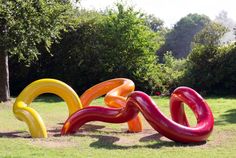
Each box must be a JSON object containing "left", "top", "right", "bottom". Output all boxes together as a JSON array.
[{"left": 0, "top": 51, "right": 10, "bottom": 102}]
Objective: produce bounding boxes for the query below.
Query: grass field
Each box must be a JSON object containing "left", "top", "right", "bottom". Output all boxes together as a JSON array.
[{"left": 0, "top": 95, "right": 236, "bottom": 158}]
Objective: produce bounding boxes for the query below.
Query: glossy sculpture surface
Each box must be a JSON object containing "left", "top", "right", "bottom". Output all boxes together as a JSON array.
[
  {"left": 62, "top": 87, "right": 214, "bottom": 143},
  {"left": 14, "top": 79, "right": 214, "bottom": 143}
]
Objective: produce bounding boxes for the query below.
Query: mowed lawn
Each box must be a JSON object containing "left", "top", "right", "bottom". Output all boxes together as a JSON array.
[{"left": 0, "top": 95, "right": 236, "bottom": 158}]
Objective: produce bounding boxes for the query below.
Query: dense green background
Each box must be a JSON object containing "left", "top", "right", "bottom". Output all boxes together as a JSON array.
[{"left": 0, "top": 1, "right": 235, "bottom": 98}]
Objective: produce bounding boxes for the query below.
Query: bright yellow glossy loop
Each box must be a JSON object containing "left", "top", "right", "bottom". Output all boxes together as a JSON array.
[
  {"left": 81, "top": 78, "right": 143, "bottom": 132},
  {"left": 13, "top": 79, "right": 82, "bottom": 138}
]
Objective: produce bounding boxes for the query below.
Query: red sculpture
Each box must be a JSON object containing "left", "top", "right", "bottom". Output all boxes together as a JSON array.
[{"left": 61, "top": 87, "right": 214, "bottom": 143}]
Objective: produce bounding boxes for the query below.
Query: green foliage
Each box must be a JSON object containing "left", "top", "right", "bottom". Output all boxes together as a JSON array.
[
  {"left": 97, "top": 4, "right": 161, "bottom": 93},
  {"left": 7, "top": 2, "right": 234, "bottom": 96},
  {"left": 193, "top": 22, "right": 228, "bottom": 46},
  {"left": 158, "top": 13, "right": 210, "bottom": 59},
  {"left": 0, "top": 0, "right": 75, "bottom": 63},
  {"left": 144, "top": 14, "right": 164, "bottom": 32},
  {"left": 9, "top": 4, "right": 163, "bottom": 95},
  {"left": 180, "top": 22, "right": 234, "bottom": 95},
  {"left": 181, "top": 43, "right": 236, "bottom": 95},
  {"left": 215, "top": 45, "right": 236, "bottom": 94},
  {"left": 158, "top": 21, "right": 234, "bottom": 96},
  {"left": 144, "top": 14, "right": 167, "bottom": 51},
  {"left": 45, "top": 10, "right": 105, "bottom": 93},
  {"left": 182, "top": 45, "right": 218, "bottom": 93},
  {"left": 159, "top": 52, "right": 186, "bottom": 94}
]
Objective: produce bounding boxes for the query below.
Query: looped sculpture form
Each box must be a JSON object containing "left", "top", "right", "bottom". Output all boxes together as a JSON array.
[
  {"left": 13, "top": 79, "right": 83, "bottom": 138},
  {"left": 62, "top": 87, "right": 214, "bottom": 143},
  {"left": 14, "top": 78, "right": 214, "bottom": 143},
  {"left": 13, "top": 78, "right": 142, "bottom": 138}
]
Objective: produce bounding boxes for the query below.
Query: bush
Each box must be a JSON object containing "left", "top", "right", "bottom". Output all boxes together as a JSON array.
[
  {"left": 181, "top": 43, "right": 236, "bottom": 95},
  {"left": 10, "top": 4, "right": 163, "bottom": 95},
  {"left": 159, "top": 52, "right": 186, "bottom": 94},
  {"left": 213, "top": 44, "right": 236, "bottom": 95}
]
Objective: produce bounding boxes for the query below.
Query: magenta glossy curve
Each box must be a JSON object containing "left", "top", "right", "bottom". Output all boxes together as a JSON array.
[{"left": 61, "top": 87, "right": 214, "bottom": 143}]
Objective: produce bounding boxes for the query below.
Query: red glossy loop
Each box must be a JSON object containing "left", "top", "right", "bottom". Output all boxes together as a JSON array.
[
  {"left": 61, "top": 87, "right": 214, "bottom": 143},
  {"left": 170, "top": 87, "right": 212, "bottom": 127}
]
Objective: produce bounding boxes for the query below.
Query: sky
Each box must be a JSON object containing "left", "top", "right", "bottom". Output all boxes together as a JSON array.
[{"left": 78, "top": 0, "right": 236, "bottom": 28}]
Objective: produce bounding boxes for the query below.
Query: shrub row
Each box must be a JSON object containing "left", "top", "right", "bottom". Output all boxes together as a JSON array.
[{"left": 9, "top": 5, "right": 162, "bottom": 96}]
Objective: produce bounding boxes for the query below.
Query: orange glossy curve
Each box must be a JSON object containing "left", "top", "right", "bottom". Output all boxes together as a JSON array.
[{"left": 80, "top": 78, "right": 142, "bottom": 132}]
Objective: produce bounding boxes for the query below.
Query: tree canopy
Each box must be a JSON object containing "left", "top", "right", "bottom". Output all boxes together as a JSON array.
[
  {"left": 193, "top": 22, "right": 228, "bottom": 46},
  {"left": 0, "top": 0, "right": 75, "bottom": 62},
  {"left": 9, "top": 3, "right": 164, "bottom": 95},
  {"left": 0, "top": 0, "right": 76, "bottom": 101},
  {"left": 158, "top": 13, "right": 210, "bottom": 59}
]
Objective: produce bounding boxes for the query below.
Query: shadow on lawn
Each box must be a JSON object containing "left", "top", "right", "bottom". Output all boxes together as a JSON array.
[
  {"left": 215, "top": 109, "right": 236, "bottom": 125},
  {"left": 75, "top": 133, "right": 206, "bottom": 150},
  {"left": 0, "top": 131, "right": 30, "bottom": 138},
  {"left": 79, "top": 124, "right": 106, "bottom": 132},
  {"left": 52, "top": 123, "right": 106, "bottom": 137}
]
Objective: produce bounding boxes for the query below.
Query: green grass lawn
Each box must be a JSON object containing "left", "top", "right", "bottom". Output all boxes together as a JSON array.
[{"left": 0, "top": 95, "right": 236, "bottom": 158}]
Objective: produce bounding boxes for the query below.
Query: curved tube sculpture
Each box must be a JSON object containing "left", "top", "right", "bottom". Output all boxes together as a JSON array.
[
  {"left": 61, "top": 87, "right": 214, "bottom": 143},
  {"left": 80, "top": 78, "right": 142, "bottom": 132},
  {"left": 13, "top": 78, "right": 142, "bottom": 138},
  {"left": 13, "top": 79, "right": 82, "bottom": 138}
]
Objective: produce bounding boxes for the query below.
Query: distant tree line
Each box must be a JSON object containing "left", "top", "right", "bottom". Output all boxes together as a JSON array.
[{"left": 157, "top": 13, "right": 211, "bottom": 59}]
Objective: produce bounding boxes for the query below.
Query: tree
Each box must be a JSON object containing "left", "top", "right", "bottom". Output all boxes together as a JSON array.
[
  {"left": 0, "top": 0, "right": 75, "bottom": 101},
  {"left": 144, "top": 14, "right": 164, "bottom": 32},
  {"left": 159, "top": 52, "right": 186, "bottom": 94},
  {"left": 144, "top": 14, "right": 168, "bottom": 52},
  {"left": 96, "top": 3, "right": 162, "bottom": 93},
  {"left": 193, "top": 22, "right": 228, "bottom": 46},
  {"left": 181, "top": 22, "right": 230, "bottom": 95},
  {"left": 158, "top": 13, "right": 210, "bottom": 59},
  {"left": 30, "top": 3, "right": 162, "bottom": 94}
]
